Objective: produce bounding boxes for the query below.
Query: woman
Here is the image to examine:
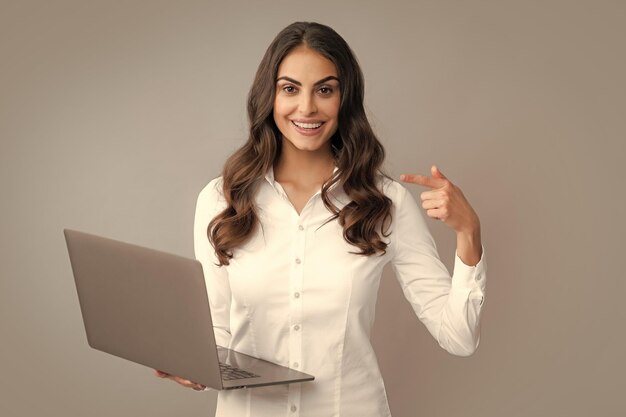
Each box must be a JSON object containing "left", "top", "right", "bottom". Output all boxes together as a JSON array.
[{"left": 157, "top": 21, "right": 486, "bottom": 417}]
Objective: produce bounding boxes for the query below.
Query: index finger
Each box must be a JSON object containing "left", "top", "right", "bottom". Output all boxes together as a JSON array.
[{"left": 400, "top": 174, "right": 445, "bottom": 189}]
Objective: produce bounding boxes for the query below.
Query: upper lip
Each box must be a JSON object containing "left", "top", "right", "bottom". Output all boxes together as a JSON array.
[{"left": 291, "top": 119, "right": 325, "bottom": 124}]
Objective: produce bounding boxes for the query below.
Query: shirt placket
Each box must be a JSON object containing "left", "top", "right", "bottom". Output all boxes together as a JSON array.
[{"left": 287, "top": 210, "right": 306, "bottom": 416}]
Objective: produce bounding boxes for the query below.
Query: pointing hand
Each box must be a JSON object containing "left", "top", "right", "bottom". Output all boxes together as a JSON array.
[{"left": 400, "top": 165, "right": 480, "bottom": 235}]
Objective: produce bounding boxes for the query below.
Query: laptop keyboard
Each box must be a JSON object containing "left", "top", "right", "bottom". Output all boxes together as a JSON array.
[{"left": 219, "top": 362, "right": 260, "bottom": 380}]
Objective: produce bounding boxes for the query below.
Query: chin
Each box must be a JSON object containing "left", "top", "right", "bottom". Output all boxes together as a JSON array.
[{"left": 289, "top": 139, "right": 331, "bottom": 153}]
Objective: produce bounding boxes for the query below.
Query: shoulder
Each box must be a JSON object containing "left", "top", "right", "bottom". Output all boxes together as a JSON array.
[
  {"left": 379, "top": 175, "right": 410, "bottom": 204},
  {"left": 197, "top": 176, "right": 225, "bottom": 204},
  {"left": 195, "top": 176, "right": 227, "bottom": 222}
]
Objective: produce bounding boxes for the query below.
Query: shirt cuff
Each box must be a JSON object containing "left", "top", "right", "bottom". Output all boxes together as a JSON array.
[{"left": 451, "top": 245, "right": 486, "bottom": 291}]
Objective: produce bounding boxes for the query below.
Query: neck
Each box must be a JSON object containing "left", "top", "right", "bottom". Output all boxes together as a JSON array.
[{"left": 274, "top": 139, "right": 335, "bottom": 185}]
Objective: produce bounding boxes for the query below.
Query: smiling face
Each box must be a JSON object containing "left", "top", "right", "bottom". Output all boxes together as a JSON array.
[{"left": 273, "top": 45, "right": 341, "bottom": 156}]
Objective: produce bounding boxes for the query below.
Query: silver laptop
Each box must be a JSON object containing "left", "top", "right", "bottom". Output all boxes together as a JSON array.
[{"left": 64, "top": 228, "right": 314, "bottom": 390}]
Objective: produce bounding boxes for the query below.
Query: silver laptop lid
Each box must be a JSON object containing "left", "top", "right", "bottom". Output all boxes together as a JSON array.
[{"left": 64, "top": 229, "right": 224, "bottom": 389}]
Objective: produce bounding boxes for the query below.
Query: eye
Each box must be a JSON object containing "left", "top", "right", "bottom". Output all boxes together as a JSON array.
[
  {"left": 281, "top": 85, "right": 297, "bottom": 94},
  {"left": 318, "top": 86, "right": 334, "bottom": 95}
]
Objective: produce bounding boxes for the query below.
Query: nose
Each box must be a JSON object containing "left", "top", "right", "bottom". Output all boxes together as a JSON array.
[{"left": 298, "top": 92, "right": 317, "bottom": 115}]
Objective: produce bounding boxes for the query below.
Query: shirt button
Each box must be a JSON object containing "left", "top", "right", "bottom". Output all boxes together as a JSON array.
[
  {"left": 298, "top": 225, "right": 304, "bottom": 231},
  {"left": 293, "top": 362, "right": 299, "bottom": 368},
  {"left": 294, "top": 292, "right": 300, "bottom": 298},
  {"left": 295, "top": 258, "right": 301, "bottom": 264},
  {"left": 291, "top": 405, "right": 297, "bottom": 412},
  {"left": 293, "top": 324, "right": 300, "bottom": 331}
]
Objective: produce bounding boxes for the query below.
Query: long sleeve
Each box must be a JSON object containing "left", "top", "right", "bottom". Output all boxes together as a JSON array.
[
  {"left": 390, "top": 183, "right": 486, "bottom": 357},
  {"left": 193, "top": 177, "right": 232, "bottom": 348}
]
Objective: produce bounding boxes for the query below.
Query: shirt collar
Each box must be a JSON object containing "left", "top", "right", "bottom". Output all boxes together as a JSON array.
[{"left": 264, "top": 164, "right": 340, "bottom": 192}]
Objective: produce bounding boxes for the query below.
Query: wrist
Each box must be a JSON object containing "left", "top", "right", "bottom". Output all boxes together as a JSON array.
[
  {"left": 456, "top": 218, "right": 481, "bottom": 241},
  {"left": 456, "top": 225, "right": 482, "bottom": 266},
  {"left": 457, "top": 230, "right": 480, "bottom": 242}
]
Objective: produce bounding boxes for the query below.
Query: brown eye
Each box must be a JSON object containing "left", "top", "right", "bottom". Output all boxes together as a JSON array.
[
  {"left": 282, "top": 85, "right": 297, "bottom": 94},
  {"left": 319, "top": 86, "right": 333, "bottom": 95}
]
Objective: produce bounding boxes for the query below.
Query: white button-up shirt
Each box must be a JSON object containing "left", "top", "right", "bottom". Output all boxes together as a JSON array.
[{"left": 193, "top": 165, "right": 486, "bottom": 417}]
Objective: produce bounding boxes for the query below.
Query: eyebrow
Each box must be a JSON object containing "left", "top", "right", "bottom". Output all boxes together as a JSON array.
[{"left": 275, "top": 75, "right": 340, "bottom": 86}]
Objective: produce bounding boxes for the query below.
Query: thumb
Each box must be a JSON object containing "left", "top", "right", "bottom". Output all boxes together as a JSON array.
[{"left": 431, "top": 165, "right": 447, "bottom": 180}]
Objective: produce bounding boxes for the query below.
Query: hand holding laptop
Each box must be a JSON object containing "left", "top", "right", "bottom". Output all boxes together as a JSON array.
[{"left": 155, "top": 369, "right": 206, "bottom": 391}]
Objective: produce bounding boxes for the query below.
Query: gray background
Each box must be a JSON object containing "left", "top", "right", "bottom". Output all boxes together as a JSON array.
[{"left": 1, "top": 0, "right": 624, "bottom": 416}]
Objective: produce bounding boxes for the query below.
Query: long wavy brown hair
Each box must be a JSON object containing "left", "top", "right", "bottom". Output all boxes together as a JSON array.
[{"left": 208, "top": 21, "right": 394, "bottom": 266}]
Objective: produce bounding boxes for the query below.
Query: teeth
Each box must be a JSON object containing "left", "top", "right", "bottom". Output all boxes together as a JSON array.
[{"left": 293, "top": 121, "right": 323, "bottom": 129}]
